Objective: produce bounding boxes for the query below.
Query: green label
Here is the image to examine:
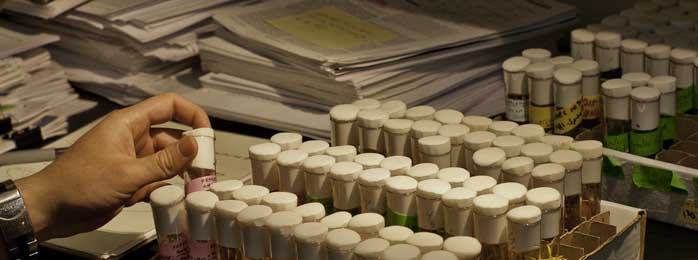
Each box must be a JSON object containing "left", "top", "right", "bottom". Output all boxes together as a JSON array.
[
  {"left": 632, "top": 166, "right": 687, "bottom": 194},
  {"left": 604, "top": 133, "right": 629, "bottom": 152},
  {"left": 307, "top": 195, "right": 334, "bottom": 214},
  {"left": 671, "top": 172, "right": 688, "bottom": 194},
  {"left": 603, "top": 155, "right": 624, "bottom": 178},
  {"left": 629, "top": 130, "right": 661, "bottom": 157},
  {"left": 386, "top": 208, "right": 418, "bottom": 231},
  {"left": 678, "top": 86, "right": 694, "bottom": 113},
  {"left": 660, "top": 116, "right": 677, "bottom": 141}
]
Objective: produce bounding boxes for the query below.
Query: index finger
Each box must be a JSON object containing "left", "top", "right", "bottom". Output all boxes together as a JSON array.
[{"left": 119, "top": 93, "right": 211, "bottom": 135}]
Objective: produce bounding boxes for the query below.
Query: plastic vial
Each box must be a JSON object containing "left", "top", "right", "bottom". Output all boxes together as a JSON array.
[
  {"left": 348, "top": 213, "right": 386, "bottom": 239},
  {"left": 405, "top": 105, "right": 436, "bottom": 121},
  {"left": 358, "top": 168, "right": 391, "bottom": 214},
  {"left": 302, "top": 155, "right": 335, "bottom": 213},
  {"left": 325, "top": 145, "right": 357, "bottom": 162},
  {"left": 325, "top": 228, "right": 361, "bottom": 260},
  {"left": 571, "top": 140, "right": 604, "bottom": 219},
  {"left": 549, "top": 150, "right": 584, "bottom": 230},
  {"left": 526, "top": 62, "right": 556, "bottom": 132},
  {"left": 595, "top": 31, "right": 622, "bottom": 81},
  {"left": 383, "top": 244, "right": 421, "bottom": 260},
  {"left": 473, "top": 194, "right": 510, "bottom": 260},
  {"left": 321, "top": 211, "right": 352, "bottom": 231},
  {"left": 438, "top": 124, "right": 470, "bottom": 168},
  {"left": 492, "top": 135, "right": 525, "bottom": 158},
  {"left": 443, "top": 236, "right": 482, "bottom": 260},
  {"left": 237, "top": 205, "right": 273, "bottom": 260},
  {"left": 298, "top": 140, "right": 330, "bottom": 156},
  {"left": 463, "top": 175, "right": 498, "bottom": 196},
  {"left": 531, "top": 163, "right": 566, "bottom": 206},
  {"left": 602, "top": 79, "right": 633, "bottom": 152},
  {"left": 379, "top": 225, "right": 414, "bottom": 245},
  {"left": 553, "top": 68, "right": 583, "bottom": 137},
  {"left": 621, "top": 39, "right": 648, "bottom": 73},
  {"left": 488, "top": 120, "right": 519, "bottom": 136},
  {"left": 355, "top": 153, "right": 386, "bottom": 169},
  {"left": 493, "top": 182, "right": 528, "bottom": 209},
  {"left": 670, "top": 48, "right": 697, "bottom": 113},
  {"left": 214, "top": 200, "right": 248, "bottom": 260},
  {"left": 418, "top": 135, "right": 452, "bottom": 168},
  {"left": 329, "top": 161, "right": 363, "bottom": 214},
  {"left": 462, "top": 116, "right": 493, "bottom": 132},
  {"left": 270, "top": 132, "right": 303, "bottom": 151},
  {"left": 442, "top": 187, "right": 477, "bottom": 237},
  {"left": 383, "top": 119, "right": 414, "bottom": 156},
  {"left": 507, "top": 205, "right": 542, "bottom": 260},
  {"left": 511, "top": 124, "right": 545, "bottom": 144},
  {"left": 422, "top": 250, "right": 458, "bottom": 260},
  {"left": 380, "top": 100, "right": 407, "bottom": 119},
  {"left": 407, "top": 163, "right": 440, "bottom": 181},
  {"left": 540, "top": 135, "right": 574, "bottom": 151},
  {"left": 571, "top": 29, "right": 595, "bottom": 60},
  {"left": 385, "top": 175, "right": 419, "bottom": 230},
  {"left": 353, "top": 238, "right": 390, "bottom": 260},
  {"left": 501, "top": 157, "right": 535, "bottom": 188},
  {"left": 410, "top": 120, "right": 442, "bottom": 163},
  {"left": 232, "top": 185, "right": 270, "bottom": 206},
  {"left": 630, "top": 87, "right": 662, "bottom": 158},
  {"left": 622, "top": 72, "right": 652, "bottom": 88},
  {"left": 649, "top": 76, "right": 678, "bottom": 148},
  {"left": 644, "top": 44, "right": 671, "bottom": 77},
  {"left": 277, "top": 150, "right": 308, "bottom": 202},
  {"left": 183, "top": 128, "right": 216, "bottom": 194},
  {"left": 353, "top": 98, "right": 381, "bottom": 110},
  {"left": 357, "top": 108, "right": 389, "bottom": 154},
  {"left": 550, "top": 56, "right": 574, "bottom": 70},
  {"left": 503, "top": 56, "right": 532, "bottom": 124},
  {"left": 150, "top": 185, "right": 189, "bottom": 260},
  {"left": 329, "top": 104, "right": 360, "bottom": 147},
  {"left": 472, "top": 147, "right": 506, "bottom": 181},
  {"left": 437, "top": 167, "right": 469, "bottom": 188},
  {"left": 265, "top": 211, "right": 302, "bottom": 260},
  {"left": 526, "top": 187, "right": 563, "bottom": 259},
  {"left": 380, "top": 155, "right": 412, "bottom": 176},
  {"left": 521, "top": 48, "right": 551, "bottom": 63},
  {"left": 406, "top": 232, "right": 444, "bottom": 254},
  {"left": 463, "top": 131, "right": 497, "bottom": 174},
  {"left": 261, "top": 191, "right": 298, "bottom": 212},
  {"left": 292, "top": 202, "right": 326, "bottom": 223},
  {"left": 521, "top": 142, "right": 554, "bottom": 165},
  {"left": 186, "top": 191, "right": 220, "bottom": 260},
  {"left": 293, "top": 222, "right": 328, "bottom": 260},
  {"left": 210, "top": 180, "right": 243, "bottom": 200},
  {"left": 572, "top": 60, "right": 603, "bottom": 128},
  {"left": 416, "top": 179, "right": 451, "bottom": 234},
  {"left": 434, "top": 109, "right": 465, "bottom": 125}
]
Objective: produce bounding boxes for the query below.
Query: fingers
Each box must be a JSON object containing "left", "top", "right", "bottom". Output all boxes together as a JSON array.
[
  {"left": 136, "top": 128, "right": 183, "bottom": 157},
  {"left": 125, "top": 181, "right": 170, "bottom": 206},
  {"left": 115, "top": 93, "right": 210, "bottom": 139},
  {"left": 133, "top": 135, "right": 198, "bottom": 187}
]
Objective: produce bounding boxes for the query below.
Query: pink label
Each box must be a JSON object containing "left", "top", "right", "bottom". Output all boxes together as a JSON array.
[
  {"left": 186, "top": 175, "right": 217, "bottom": 194},
  {"left": 158, "top": 233, "right": 188, "bottom": 260},
  {"left": 188, "top": 240, "right": 217, "bottom": 260}
]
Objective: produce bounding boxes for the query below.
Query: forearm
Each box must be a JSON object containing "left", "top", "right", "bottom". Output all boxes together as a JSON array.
[{"left": 15, "top": 171, "right": 57, "bottom": 241}]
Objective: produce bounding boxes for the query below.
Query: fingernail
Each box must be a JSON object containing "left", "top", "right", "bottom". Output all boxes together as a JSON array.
[{"left": 178, "top": 136, "right": 197, "bottom": 157}]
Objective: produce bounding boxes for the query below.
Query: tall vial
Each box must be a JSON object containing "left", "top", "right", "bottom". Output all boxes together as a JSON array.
[
  {"left": 321, "top": 211, "right": 352, "bottom": 231},
  {"left": 463, "top": 175, "right": 498, "bottom": 196},
  {"left": 298, "top": 140, "right": 330, "bottom": 156},
  {"left": 669, "top": 48, "right": 697, "bottom": 113},
  {"left": 210, "top": 180, "right": 243, "bottom": 200},
  {"left": 186, "top": 191, "right": 220, "bottom": 260},
  {"left": 437, "top": 167, "right": 469, "bottom": 188},
  {"left": 270, "top": 132, "right": 303, "bottom": 151},
  {"left": 526, "top": 62, "right": 556, "bottom": 132},
  {"left": 358, "top": 168, "right": 391, "bottom": 214},
  {"left": 522, "top": 48, "right": 551, "bottom": 63},
  {"left": 385, "top": 175, "right": 419, "bottom": 230},
  {"left": 405, "top": 105, "right": 436, "bottom": 121},
  {"left": 473, "top": 194, "right": 510, "bottom": 260},
  {"left": 418, "top": 135, "right": 452, "bottom": 168},
  {"left": 630, "top": 87, "right": 662, "bottom": 158},
  {"left": 383, "top": 119, "right": 413, "bottom": 156},
  {"left": 434, "top": 109, "right": 465, "bottom": 125},
  {"left": 410, "top": 120, "right": 442, "bottom": 163},
  {"left": 302, "top": 155, "right": 336, "bottom": 213},
  {"left": 277, "top": 150, "right": 308, "bottom": 202},
  {"left": 602, "top": 79, "right": 633, "bottom": 152},
  {"left": 571, "top": 29, "right": 595, "bottom": 60},
  {"left": 621, "top": 39, "right": 648, "bottom": 73},
  {"left": 572, "top": 60, "right": 602, "bottom": 128},
  {"left": 237, "top": 205, "right": 272, "bottom": 260},
  {"left": 492, "top": 182, "right": 528, "bottom": 209},
  {"left": 150, "top": 185, "right": 189, "bottom": 260},
  {"left": 507, "top": 205, "right": 542, "bottom": 260},
  {"left": 443, "top": 236, "right": 482, "bottom": 260},
  {"left": 511, "top": 124, "right": 545, "bottom": 144},
  {"left": 549, "top": 150, "right": 584, "bottom": 230},
  {"left": 353, "top": 238, "right": 390, "bottom": 260},
  {"left": 503, "top": 56, "right": 532, "bottom": 124},
  {"left": 232, "top": 185, "right": 270, "bottom": 206},
  {"left": 472, "top": 147, "right": 507, "bottom": 181},
  {"left": 571, "top": 140, "right": 604, "bottom": 219},
  {"left": 380, "top": 100, "right": 407, "bottom": 119},
  {"left": 644, "top": 44, "right": 671, "bottom": 76},
  {"left": 463, "top": 131, "right": 497, "bottom": 174},
  {"left": 492, "top": 135, "right": 525, "bottom": 158},
  {"left": 406, "top": 163, "right": 439, "bottom": 182},
  {"left": 348, "top": 213, "right": 386, "bottom": 239},
  {"left": 325, "top": 228, "right": 362, "bottom": 260},
  {"left": 526, "top": 187, "right": 563, "bottom": 258},
  {"left": 521, "top": 142, "right": 554, "bottom": 166},
  {"left": 406, "top": 232, "right": 444, "bottom": 254},
  {"left": 330, "top": 104, "right": 360, "bottom": 147},
  {"left": 355, "top": 153, "right": 386, "bottom": 169},
  {"left": 292, "top": 202, "right": 326, "bottom": 223},
  {"left": 293, "top": 222, "right": 328, "bottom": 260},
  {"left": 261, "top": 192, "right": 298, "bottom": 212},
  {"left": 357, "top": 108, "right": 389, "bottom": 154},
  {"left": 383, "top": 244, "right": 422, "bottom": 260},
  {"left": 488, "top": 120, "right": 519, "bottom": 136},
  {"left": 649, "top": 76, "right": 678, "bottom": 148},
  {"left": 553, "top": 68, "right": 583, "bottom": 137},
  {"left": 214, "top": 200, "right": 248, "bottom": 260},
  {"left": 462, "top": 116, "right": 493, "bottom": 132},
  {"left": 438, "top": 124, "right": 470, "bottom": 168},
  {"left": 329, "top": 161, "right": 363, "bottom": 214},
  {"left": 531, "top": 163, "right": 566, "bottom": 204},
  {"left": 442, "top": 187, "right": 477, "bottom": 237},
  {"left": 264, "top": 211, "right": 302, "bottom": 260},
  {"left": 416, "top": 179, "right": 451, "bottom": 234},
  {"left": 325, "top": 145, "right": 357, "bottom": 162},
  {"left": 380, "top": 155, "right": 412, "bottom": 176},
  {"left": 502, "top": 157, "right": 535, "bottom": 188},
  {"left": 594, "top": 31, "right": 622, "bottom": 81},
  {"left": 183, "top": 128, "right": 216, "bottom": 193}
]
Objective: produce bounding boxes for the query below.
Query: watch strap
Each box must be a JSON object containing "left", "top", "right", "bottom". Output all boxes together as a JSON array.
[{"left": 0, "top": 180, "right": 38, "bottom": 259}]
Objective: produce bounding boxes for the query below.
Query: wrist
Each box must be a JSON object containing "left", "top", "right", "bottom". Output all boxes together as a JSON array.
[{"left": 15, "top": 173, "right": 55, "bottom": 241}]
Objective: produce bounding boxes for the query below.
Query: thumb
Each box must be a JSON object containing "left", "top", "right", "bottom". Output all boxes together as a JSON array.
[{"left": 137, "top": 136, "right": 197, "bottom": 185}]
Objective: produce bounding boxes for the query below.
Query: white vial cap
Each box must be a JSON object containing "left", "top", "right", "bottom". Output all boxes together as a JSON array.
[
  {"left": 379, "top": 225, "right": 414, "bottom": 244},
  {"left": 570, "top": 140, "right": 603, "bottom": 160},
  {"left": 443, "top": 236, "right": 482, "bottom": 260},
  {"left": 571, "top": 28, "right": 595, "bottom": 43},
  {"left": 434, "top": 109, "right": 465, "bottom": 125},
  {"left": 293, "top": 202, "right": 326, "bottom": 222},
  {"left": 635, "top": 1, "right": 660, "bottom": 12},
  {"left": 549, "top": 150, "right": 583, "bottom": 170},
  {"left": 422, "top": 250, "right": 458, "bottom": 260},
  {"left": 270, "top": 132, "right": 303, "bottom": 151},
  {"left": 303, "top": 155, "right": 336, "bottom": 174},
  {"left": 385, "top": 175, "right": 419, "bottom": 194},
  {"left": 553, "top": 68, "right": 582, "bottom": 85},
  {"left": 330, "top": 104, "right": 361, "bottom": 122},
  {"left": 354, "top": 238, "right": 390, "bottom": 258},
  {"left": 417, "top": 179, "right": 452, "bottom": 199},
  {"left": 601, "top": 79, "right": 633, "bottom": 98},
  {"left": 233, "top": 185, "right": 270, "bottom": 205},
  {"left": 512, "top": 124, "right": 545, "bottom": 143},
  {"left": 358, "top": 168, "right": 392, "bottom": 186},
  {"left": 526, "top": 187, "right": 562, "bottom": 210},
  {"left": 492, "top": 135, "right": 525, "bottom": 158},
  {"left": 210, "top": 180, "right": 243, "bottom": 200},
  {"left": 355, "top": 153, "right": 386, "bottom": 169},
  {"left": 249, "top": 142, "right": 281, "bottom": 161},
  {"left": 525, "top": 61, "right": 555, "bottom": 79},
  {"left": 442, "top": 187, "right": 477, "bottom": 208},
  {"left": 473, "top": 194, "right": 509, "bottom": 215},
  {"left": 502, "top": 157, "right": 535, "bottom": 176},
  {"left": 463, "top": 131, "right": 497, "bottom": 150},
  {"left": 463, "top": 176, "right": 497, "bottom": 195},
  {"left": 571, "top": 60, "right": 599, "bottom": 76},
  {"left": 670, "top": 48, "right": 697, "bottom": 63},
  {"left": 594, "top": 31, "right": 622, "bottom": 48},
  {"left": 644, "top": 44, "right": 671, "bottom": 59},
  {"left": 277, "top": 149, "right": 308, "bottom": 167},
  {"left": 384, "top": 244, "right": 421, "bottom": 260},
  {"left": 502, "top": 56, "right": 531, "bottom": 73},
  {"left": 438, "top": 124, "right": 470, "bottom": 145},
  {"left": 406, "top": 232, "right": 444, "bottom": 253},
  {"left": 237, "top": 204, "right": 272, "bottom": 226},
  {"left": 348, "top": 213, "right": 386, "bottom": 234},
  {"left": 380, "top": 156, "right": 412, "bottom": 176},
  {"left": 407, "top": 163, "right": 440, "bottom": 181},
  {"left": 215, "top": 200, "right": 248, "bottom": 220},
  {"left": 353, "top": 99, "right": 381, "bottom": 110},
  {"left": 265, "top": 211, "right": 303, "bottom": 232},
  {"left": 418, "top": 135, "right": 451, "bottom": 156},
  {"left": 293, "top": 222, "right": 328, "bottom": 243},
  {"left": 622, "top": 72, "right": 652, "bottom": 87},
  {"left": 437, "top": 167, "right": 470, "bottom": 187},
  {"left": 649, "top": 76, "right": 677, "bottom": 93},
  {"left": 488, "top": 121, "right": 519, "bottom": 136},
  {"left": 601, "top": 15, "right": 629, "bottom": 27},
  {"left": 531, "top": 163, "right": 566, "bottom": 182},
  {"left": 261, "top": 192, "right": 298, "bottom": 212},
  {"left": 326, "top": 228, "right": 362, "bottom": 250},
  {"left": 631, "top": 86, "right": 661, "bottom": 102},
  {"left": 522, "top": 48, "right": 551, "bottom": 63},
  {"left": 321, "top": 211, "right": 353, "bottom": 230},
  {"left": 329, "top": 161, "right": 363, "bottom": 181},
  {"left": 150, "top": 185, "right": 184, "bottom": 208},
  {"left": 412, "top": 120, "right": 443, "bottom": 139},
  {"left": 461, "top": 116, "right": 493, "bottom": 131},
  {"left": 406, "top": 106, "right": 436, "bottom": 121},
  {"left": 549, "top": 56, "right": 574, "bottom": 69},
  {"left": 507, "top": 205, "right": 542, "bottom": 224},
  {"left": 380, "top": 100, "right": 407, "bottom": 119},
  {"left": 384, "top": 119, "right": 414, "bottom": 134},
  {"left": 358, "top": 109, "right": 390, "bottom": 128},
  {"left": 621, "top": 39, "right": 648, "bottom": 53},
  {"left": 325, "top": 145, "right": 357, "bottom": 162},
  {"left": 298, "top": 140, "right": 330, "bottom": 156},
  {"left": 492, "top": 182, "right": 528, "bottom": 205},
  {"left": 521, "top": 143, "right": 554, "bottom": 164},
  {"left": 472, "top": 147, "right": 506, "bottom": 168},
  {"left": 540, "top": 135, "right": 575, "bottom": 150}
]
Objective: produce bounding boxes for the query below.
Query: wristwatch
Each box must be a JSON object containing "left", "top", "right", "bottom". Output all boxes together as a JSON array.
[{"left": 0, "top": 180, "right": 38, "bottom": 259}]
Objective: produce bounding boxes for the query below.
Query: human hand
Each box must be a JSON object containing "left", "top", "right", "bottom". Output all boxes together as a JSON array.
[{"left": 15, "top": 93, "right": 210, "bottom": 240}]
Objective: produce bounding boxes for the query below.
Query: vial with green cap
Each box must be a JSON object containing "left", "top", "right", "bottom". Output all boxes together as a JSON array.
[
  {"left": 630, "top": 87, "right": 662, "bottom": 158},
  {"left": 649, "top": 76, "right": 678, "bottom": 148},
  {"left": 526, "top": 62, "right": 555, "bottom": 132},
  {"left": 572, "top": 60, "right": 602, "bottom": 128},
  {"left": 503, "top": 57, "right": 532, "bottom": 124},
  {"left": 669, "top": 48, "right": 697, "bottom": 113},
  {"left": 595, "top": 31, "right": 622, "bottom": 81},
  {"left": 553, "top": 68, "right": 583, "bottom": 137},
  {"left": 621, "top": 39, "right": 648, "bottom": 73},
  {"left": 602, "top": 79, "right": 632, "bottom": 152}
]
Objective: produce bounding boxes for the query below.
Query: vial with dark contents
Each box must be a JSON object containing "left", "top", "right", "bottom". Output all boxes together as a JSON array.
[
  {"left": 602, "top": 79, "right": 632, "bottom": 152},
  {"left": 184, "top": 128, "right": 216, "bottom": 194},
  {"left": 571, "top": 140, "right": 604, "bottom": 219},
  {"left": 507, "top": 206, "right": 542, "bottom": 260},
  {"left": 630, "top": 87, "right": 662, "bottom": 158},
  {"left": 594, "top": 31, "right": 622, "bottom": 82},
  {"left": 473, "top": 194, "right": 510, "bottom": 260},
  {"left": 526, "top": 62, "right": 556, "bottom": 133},
  {"left": 553, "top": 68, "right": 583, "bottom": 137},
  {"left": 526, "top": 187, "right": 562, "bottom": 259},
  {"left": 649, "top": 76, "right": 678, "bottom": 149},
  {"left": 549, "top": 150, "right": 584, "bottom": 230},
  {"left": 214, "top": 200, "right": 248, "bottom": 260},
  {"left": 503, "top": 56, "right": 532, "bottom": 124},
  {"left": 572, "top": 60, "right": 602, "bottom": 129}
]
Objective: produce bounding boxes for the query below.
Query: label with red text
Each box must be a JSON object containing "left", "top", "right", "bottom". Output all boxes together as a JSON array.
[
  {"left": 186, "top": 175, "right": 217, "bottom": 193},
  {"left": 189, "top": 239, "right": 217, "bottom": 260},
  {"left": 158, "top": 233, "right": 188, "bottom": 260}
]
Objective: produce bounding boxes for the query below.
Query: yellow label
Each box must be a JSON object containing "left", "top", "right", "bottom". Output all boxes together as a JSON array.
[
  {"left": 267, "top": 6, "right": 397, "bottom": 49},
  {"left": 554, "top": 99, "right": 583, "bottom": 134},
  {"left": 582, "top": 95, "right": 601, "bottom": 119},
  {"left": 530, "top": 104, "right": 553, "bottom": 130},
  {"left": 679, "top": 199, "right": 698, "bottom": 225}
]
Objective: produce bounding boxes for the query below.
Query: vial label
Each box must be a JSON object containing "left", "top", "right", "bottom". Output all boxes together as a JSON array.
[
  {"left": 158, "top": 233, "right": 188, "bottom": 260},
  {"left": 678, "top": 86, "right": 694, "bottom": 113},
  {"left": 630, "top": 130, "right": 661, "bottom": 157},
  {"left": 604, "top": 133, "right": 629, "bottom": 152},
  {"left": 506, "top": 98, "right": 528, "bottom": 123},
  {"left": 582, "top": 96, "right": 601, "bottom": 120},
  {"left": 307, "top": 195, "right": 334, "bottom": 214},
  {"left": 189, "top": 240, "right": 217, "bottom": 260},
  {"left": 530, "top": 105, "right": 553, "bottom": 130},
  {"left": 386, "top": 208, "right": 418, "bottom": 231},
  {"left": 554, "top": 99, "right": 583, "bottom": 135},
  {"left": 660, "top": 116, "right": 677, "bottom": 141},
  {"left": 186, "top": 175, "right": 217, "bottom": 194}
]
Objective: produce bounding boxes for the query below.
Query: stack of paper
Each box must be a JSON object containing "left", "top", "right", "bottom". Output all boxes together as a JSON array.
[{"left": 4, "top": 0, "right": 89, "bottom": 19}]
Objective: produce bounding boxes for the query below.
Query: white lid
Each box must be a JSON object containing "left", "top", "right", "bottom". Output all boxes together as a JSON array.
[
  {"left": 462, "top": 176, "right": 497, "bottom": 194},
  {"left": 270, "top": 132, "right": 303, "bottom": 150},
  {"left": 443, "top": 236, "right": 482, "bottom": 259},
  {"left": 330, "top": 161, "right": 364, "bottom": 181},
  {"left": 463, "top": 131, "right": 497, "bottom": 150},
  {"left": 406, "top": 232, "right": 444, "bottom": 252},
  {"left": 353, "top": 99, "right": 381, "bottom": 110},
  {"left": 531, "top": 163, "right": 566, "bottom": 182},
  {"left": 571, "top": 60, "right": 599, "bottom": 76},
  {"left": 406, "top": 106, "right": 436, "bottom": 121},
  {"left": 348, "top": 213, "right": 386, "bottom": 233},
  {"left": 380, "top": 100, "right": 408, "bottom": 119},
  {"left": 214, "top": 200, "right": 248, "bottom": 219},
  {"left": 277, "top": 149, "right": 308, "bottom": 167},
  {"left": 570, "top": 140, "right": 603, "bottom": 159},
  {"left": 526, "top": 187, "right": 562, "bottom": 210},
  {"left": 326, "top": 228, "right": 362, "bottom": 250},
  {"left": 522, "top": 48, "right": 551, "bottom": 62},
  {"left": 232, "top": 185, "right": 270, "bottom": 205},
  {"left": 358, "top": 168, "right": 392, "bottom": 186},
  {"left": 384, "top": 119, "right": 414, "bottom": 134},
  {"left": 237, "top": 205, "right": 273, "bottom": 225},
  {"left": 635, "top": 1, "right": 660, "bottom": 11},
  {"left": 601, "top": 15, "right": 629, "bottom": 27},
  {"left": 462, "top": 116, "right": 493, "bottom": 131},
  {"left": 293, "top": 202, "right": 326, "bottom": 222},
  {"left": 520, "top": 142, "right": 554, "bottom": 164},
  {"left": 434, "top": 109, "right": 465, "bottom": 125},
  {"left": 473, "top": 194, "right": 509, "bottom": 215},
  {"left": 293, "top": 222, "right": 328, "bottom": 243},
  {"left": 622, "top": 72, "right": 652, "bottom": 87},
  {"left": 261, "top": 192, "right": 298, "bottom": 211},
  {"left": 595, "top": 31, "right": 622, "bottom": 48},
  {"left": 670, "top": 48, "right": 698, "bottom": 63},
  {"left": 549, "top": 150, "right": 583, "bottom": 170},
  {"left": 438, "top": 124, "right": 470, "bottom": 144},
  {"left": 321, "top": 211, "right": 353, "bottom": 229},
  {"left": 492, "top": 182, "right": 528, "bottom": 204},
  {"left": 186, "top": 191, "right": 219, "bottom": 212},
  {"left": 298, "top": 140, "right": 330, "bottom": 155},
  {"left": 492, "top": 135, "right": 525, "bottom": 157},
  {"left": 488, "top": 121, "right": 519, "bottom": 136},
  {"left": 354, "top": 238, "right": 390, "bottom": 258},
  {"left": 358, "top": 109, "right": 390, "bottom": 128},
  {"left": 412, "top": 120, "right": 443, "bottom": 138},
  {"left": 621, "top": 39, "right": 648, "bottom": 52},
  {"left": 150, "top": 185, "right": 184, "bottom": 207},
  {"left": 601, "top": 79, "right": 633, "bottom": 97},
  {"left": 512, "top": 124, "right": 545, "bottom": 144},
  {"left": 649, "top": 76, "right": 677, "bottom": 93},
  {"left": 571, "top": 28, "right": 595, "bottom": 43},
  {"left": 501, "top": 157, "right": 535, "bottom": 176},
  {"left": 553, "top": 68, "right": 582, "bottom": 85},
  {"left": 525, "top": 61, "right": 555, "bottom": 79},
  {"left": 472, "top": 147, "right": 506, "bottom": 167},
  {"left": 407, "top": 163, "right": 440, "bottom": 181},
  {"left": 265, "top": 211, "right": 303, "bottom": 230},
  {"left": 380, "top": 156, "right": 412, "bottom": 175},
  {"left": 549, "top": 56, "right": 574, "bottom": 69},
  {"left": 506, "top": 205, "right": 542, "bottom": 224},
  {"left": 249, "top": 142, "right": 281, "bottom": 161},
  {"left": 417, "top": 179, "right": 452, "bottom": 199},
  {"left": 422, "top": 250, "right": 458, "bottom": 260},
  {"left": 184, "top": 128, "right": 214, "bottom": 138},
  {"left": 210, "top": 180, "right": 244, "bottom": 199},
  {"left": 630, "top": 86, "right": 661, "bottom": 102},
  {"left": 644, "top": 44, "right": 672, "bottom": 59},
  {"left": 384, "top": 244, "right": 421, "bottom": 260},
  {"left": 442, "top": 187, "right": 477, "bottom": 208},
  {"left": 303, "top": 155, "right": 336, "bottom": 174},
  {"left": 385, "top": 175, "right": 419, "bottom": 193},
  {"left": 325, "top": 145, "right": 357, "bottom": 162},
  {"left": 355, "top": 153, "right": 386, "bottom": 169},
  {"left": 418, "top": 135, "right": 452, "bottom": 155},
  {"left": 330, "top": 104, "right": 361, "bottom": 122},
  {"left": 502, "top": 56, "right": 531, "bottom": 72},
  {"left": 437, "top": 168, "right": 470, "bottom": 186},
  {"left": 379, "top": 225, "right": 414, "bottom": 244}
]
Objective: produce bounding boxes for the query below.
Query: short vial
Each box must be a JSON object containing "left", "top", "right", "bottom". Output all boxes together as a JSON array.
[
  {"left": 183, "top": 128, "right": 216, "bottom": 193},
  {"left": 302, "top": 155, "right": 336, "bottom": 213},
  {"left": 649, "top": 76, "right": 678, "bottom": 148},
  {"left": 670, "top": 48, "right": 697, "bottom": 113},
  {"left": 416, "top": 179, "right": 451, "bottom": 234},
  {"left": 406, "top": 232, "right": 444, "bottom": 254},
  {"left": 358, "top": 168, "right": 391, "bottom": 214},
  {"left": 354, "top": 238, "right": 390, "bottom": 260},
  {"left": 321, "top": 211, "right": 352, "bottom": 230},
  {"left": 357, "top": 108, "right": 389, "bottom": 154},
  {"left": 630, "top": 87, "right": 662, "bottom": 158},
  {"left": 418, "top": 135, "right": 452, "bottom": 168},
  {"left": 493, "top": 182, "right": 528, "bottom": 209},
  {"left": 540, "top": 135, "right": 574, "bottom": 151},
  {"left": 237, "top": 205, "right": 273, "bottom": 260},
  {"left": 261, "top": 191, "right": 298, "bottom": 212},
  {"left": 434, "top": 109, "right": 465, "bottom": 125},
  {"left": 380, "top": 100, "right": 407, "bottom": 119},
  {"left": 462, "top": 115, "right": 493, "bottom": 132},
  {"left": 463, "top": 131, "right": 497, "bottom": 174},
  {"left": 549, "top": 150, "right": 584, "bottom": 230},
  {"left": 526, "top": 187, "right": 563, "bottom": 258},
  {"left": 407, "top": 163, "right": 440, "bottom": 181},
  {"left": 329, "top": 161, "right": 363, "bottom": 214},
  {"left": 379, "top": 225, "right": 414, "bottom": 245},
  {"left": 293, "top": 222, "right": 328, "bottom": 260},
  {"left": 186, "top": 191, "right": 220, "bottom": 260},
  {"left": 405, "top": 105, "right": 436, "bottom": 121},
  {"left": 621, "top": 39, "right": 648, "bottom": 73},
  {"left": 265, "top": 211, "right": 302, "bottom": 260},
  {"left": 644, "top": 44, "right": 671, "bottom": 76},
  {"left": 383, "top": 119, "right": 414, "bottom": 156},
  {"left": 602, "top": 79, "right": 633, "bottom": 152},
  {"left": 355, "top": 152, "right": 386, "bottom": 169},
  {"left": 232, "top": 185, "right": 270, "bottom": 206},
  {"left": 383, "top": 244, "right": 422, "bottom": 260},
  {"left": 622, "top": 72, "right": 652, "bottom": 88},
  {"left": 572, "top": 60, "right": 602, "bottom": 128},
  {"left": 492, "top": 135, "right": 525, "bottom": 158},
  {"left": 150, "top": 185, "right": 188, "bottom": 259},
  {"left": 463, "top": 175, "right": 498, "bottom": 195},
  {"left": 550, "top": 56, "right": 574, "bottom": 70},
  {"left": 571, "top": 29, "right": 595, "bottom": 60},
  {"left": 385, "top": 176, "right": 419, "bottom": 230},
  {"left": 443, "top": 236, "right": 482, "bottom": 260},
  {"left": 330, "top": 104, "right": 361, "bottom": 147},
  {"left": 410, "top": 120, "right": 442, "bottom": 162},
  {"left": 348, "top": 213, "right": 386, "bottom": 239},
  {"left": 521, "top": 142, "right": 554, "bottom": 165},
  {"left": 437, "top": 167, "right": 470, "bottom": 188},
  {"left": 210, "top": 179, "right": 243, "bottom": 200},
  {"left": 511, "top": 124, "right": 545, "bottom": 144},
  {"left": 553, "top": 68, "right": 583, "bottom": 137},
  {"left": 380, "top": 155, "right": 412, "bottom": 176},
  {"left": 325, "top": 145, "right": 357, "bottom": 162},
  {"left": 501, "top": 157, "right": 535, "bottom": 188},
  {"left": 473, "top": 194, "right": 510, "bottom": 260},
  {"left": 502, "top": 56, "right": 532, "bottom": 124},
  {"left": 277, "top": 150, "right": 308, "bottom": 201},
  {"left": 422, "top": 250, "right": 458, "bottom": 260},
  {"left": 526, "top": 62, "right": 556, "bottom": 132},
  {"left": 442, "top": 187, "right": 477, "bottom": 237},
  {"left": 571, "top": 140, "right": 604, "bottom": 219},
  {"left": 472, "top": 147, "right": 506, "bottom": 181},
  {"left": 488, "top": 120, "right": 519, "bottom": 136},
  {"left": 292, "top": 202, "right": 326, "bottom": 223},
  {"left": 298, "top": 140, "right": 330, "bottom": 156},
  {"left": 595, "top": 31, "right": 622, "bottom": 80},
  {"left": 325, "top": 228, "right": 361, "bottom": 260},
  {"left": 270, "top": 132, "right": 303, "bottom": 151},
  {"left": 214, "top": 200, "right": 248, "bottom": 260},
  {"left": 521, "top": 48, "right": 551, "bottom": 63},
  {"left": 531, "top": 163, "right": 566, "bottom": 201},
  {"left": 438, "top": 124, "right": 470, "bottom": 168},
  {"left": 507, "top": 205, "right": 542, "bottom": 260}
]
